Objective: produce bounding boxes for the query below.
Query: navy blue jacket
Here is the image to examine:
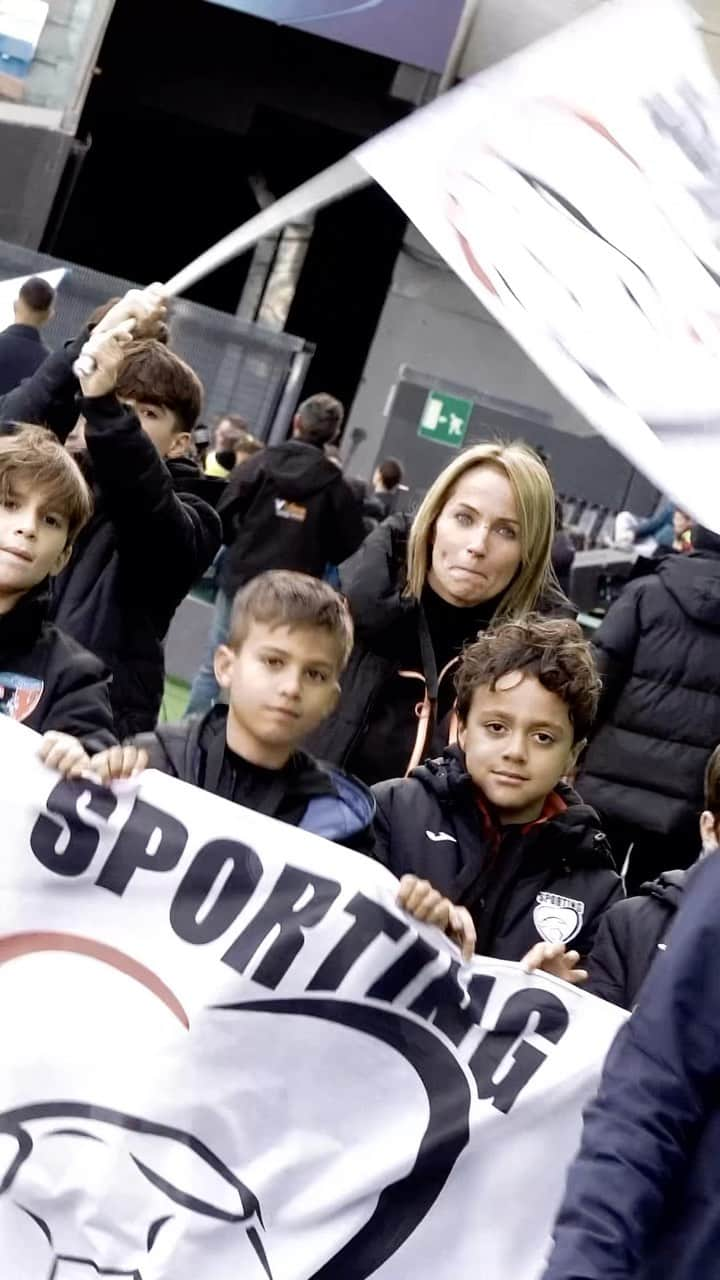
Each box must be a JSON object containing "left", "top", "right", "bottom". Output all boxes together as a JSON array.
[
  {"left": 544, "top": 852, "right": 720, "bottom": 1280},
  {"left": 0, "top": 323, "right": 49, "bottom": 395}
]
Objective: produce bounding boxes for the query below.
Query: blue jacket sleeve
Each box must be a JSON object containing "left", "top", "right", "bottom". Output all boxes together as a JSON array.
[{"left": 544, "top": 853, "right": 720, "bottom": 1279}]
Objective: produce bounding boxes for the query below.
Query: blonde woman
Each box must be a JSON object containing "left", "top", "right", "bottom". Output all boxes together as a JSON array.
[{"left": 308, "top": 441, "right": 567, "bottom": 784}]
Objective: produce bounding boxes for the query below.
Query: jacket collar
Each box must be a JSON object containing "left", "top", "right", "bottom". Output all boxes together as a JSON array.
[
  {"left": 3, "top": 323, "right": 42, "bottom": 342},
  {"left": 0, "top": 584, "right": 48, "bottom": 653}
]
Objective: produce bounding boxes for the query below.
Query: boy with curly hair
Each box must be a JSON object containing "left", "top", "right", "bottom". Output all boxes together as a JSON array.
[{"left": 372, "top": 615, "right": 623, "bottom": 963}]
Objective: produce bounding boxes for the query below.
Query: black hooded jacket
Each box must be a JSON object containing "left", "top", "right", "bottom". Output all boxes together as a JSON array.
[
  {"left": 217, "top": 440, "right": 365, "bottom": 595},
  {"left": 586, "top": 868, "right": 689, "bottom": 1009},
  {"left": 0, "top": 586, "right": 115, "bottom": 751},
  {"left": 48, "top": 395, "right": 221, "bottom": 738},
  {"left": 372, "top": 746, "right": 623, "bottom": 960},
  {"left": 0, "top": 334, "right": 222, "bottom": 737},
  {"left": 579, "top": 550, "right": 720, "bottom": 840}
]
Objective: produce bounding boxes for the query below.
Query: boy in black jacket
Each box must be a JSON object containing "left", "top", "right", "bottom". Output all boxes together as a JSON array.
[
  {"left": 373, "top": 616, "right": 623, "bottom": 963},
  {"left": 69, "top": 572, "right": 375, "bottom": 852},
  {"left": 584, "top": 743, "right": 720, "bottom": 1009},
  {"left": 0, "top": 424, "right": 114, "bottom": 758},
  {"left": 0, "top": 289, "right": 222, "bottom": 737}
]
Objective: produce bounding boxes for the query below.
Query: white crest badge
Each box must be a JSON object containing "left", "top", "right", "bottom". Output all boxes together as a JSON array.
[{"left": 533, "top": 892, "right": 585, "bottom": 945}]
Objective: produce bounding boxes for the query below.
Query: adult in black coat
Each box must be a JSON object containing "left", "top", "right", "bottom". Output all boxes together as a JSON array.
[
  {"left": 0, "top": 295, "right": 222, "bottom": 737},
  {"left": 217, "top": 393, "right": 365, "bottom": 594},
  {"left": 185, "top": 393, "right": 365, "bottom": 716},
  {"left": 308, "top": 442, "right": 566, "bottom": 785},
  {"left": 0, "top": 276, "right": 54, "bottom": 395},
  {"left": 578, "top": 524, "right": 720, "bottom": 887},
  {"left": 372, "top": 747, "right": 622, "bottom": 960}
]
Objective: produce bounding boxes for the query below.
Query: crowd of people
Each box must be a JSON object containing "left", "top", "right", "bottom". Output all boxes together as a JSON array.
[{"left": 2, "top": 277, "right": 719, "bottom": 1273}]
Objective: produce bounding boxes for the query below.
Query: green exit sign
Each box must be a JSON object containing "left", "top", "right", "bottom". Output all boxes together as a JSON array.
[{"left": 418, "top": 390, "right": 473, "bottom": 448}]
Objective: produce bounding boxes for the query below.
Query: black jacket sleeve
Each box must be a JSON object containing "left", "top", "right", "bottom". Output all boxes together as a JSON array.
[
  {"left": 585, "top": 901, "right": 634, "bottom": 1008},
  {"left": 327, "top": 477, "right": 366, "bottom": 566},
  {"left": 81, "top": 393, "right": 221, "bottom": 594},
  {"left": 217, "top": 453, "right": 267, "bottom": 545},
  {"left": 40, "top": 644, "right": 117, "bottom": 753},
  {"left": 544, "top": 853, "right": 720, "bottom": 1280},
  {"left": 592, "top": 582, "right": 643, "bottom": 717},
  {"left": 0, "top": 331, "right": 87, "bottom": 441},
  {"left": 370, "top": 780, "right": 399, "bottom": 869}
]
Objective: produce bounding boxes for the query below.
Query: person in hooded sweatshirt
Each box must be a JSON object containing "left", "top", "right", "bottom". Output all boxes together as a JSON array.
[
  {"left": 0, "top": 288, "right": 222, "bottom": 738},
  {"left": 583, "top": 742, "right": 720, "bottom": 1010},
  {"left": 185, "top": 393, "right": 365, "bottom": 716},
  {"left": 58, "top": 572, "right": 375, "bottom": 855},
  {"left": 372, "top": 615, "right": 622, "bottom": 963},
  {"left": 577, "top": 522, "right": 720, "bottom": 890}
]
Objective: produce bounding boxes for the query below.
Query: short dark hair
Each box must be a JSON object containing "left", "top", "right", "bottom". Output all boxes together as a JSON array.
[
  {"left": 455, "top": 614, "right": 601, "bottom": 743},
  {"left": 377, "top": 458, "right": 403, "bottom": 489},
  {"left": 228, "top": 571, "right": 354, "bottom": 670},
  {"left": 296, "top": 393, "right": 345, "bottom": 447},
  {"left": 115, "top": 340, "right": 203, "bottom": 433},
  {"left": 0, "top": 425, "right": 92, "bottom": 546},
  {"left": 19, "top": 277, "right": 54, "bottom": 313},
  {"left": 705, "top": 745, "right": 720, "bottom": 817}
]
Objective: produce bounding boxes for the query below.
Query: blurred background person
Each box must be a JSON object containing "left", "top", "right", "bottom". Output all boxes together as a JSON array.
[
  {"left": 372, "top": 457, "right": 406, "bottom": 519},
  {"left": 0, "top": 276, "right": 56, "bottom": 395}
]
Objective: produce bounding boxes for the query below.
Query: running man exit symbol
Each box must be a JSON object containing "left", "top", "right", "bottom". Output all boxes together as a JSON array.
[{"left": 418, "top": 391, "right": 472, "bottom": 448}]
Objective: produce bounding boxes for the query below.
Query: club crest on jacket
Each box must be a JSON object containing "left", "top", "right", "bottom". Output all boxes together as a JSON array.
[
  {"left": 533, "top": 892, "right": 585, "bottom": 945},
  {"left": 0, "top": 673, "right": 43, "bottom": 723}
]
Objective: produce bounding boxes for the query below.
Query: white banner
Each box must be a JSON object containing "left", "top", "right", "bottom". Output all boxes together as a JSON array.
[
  {"left": 0, "top": 719, "right": 624, "bottom": 1280},
  {"left": 358, "top": 0, "right": 720, "bottom": 530}
]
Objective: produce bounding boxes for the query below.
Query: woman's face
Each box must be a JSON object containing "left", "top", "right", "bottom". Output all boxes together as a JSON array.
[{"left": 428, "top": 465, "right": 523, "bottom": 607}]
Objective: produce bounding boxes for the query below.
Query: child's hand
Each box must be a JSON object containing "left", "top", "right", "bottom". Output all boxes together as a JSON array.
[
  {"left": 397, "top": 875, "right": 477, "bottom": 961},
  {"left": 94, "top": 285, "right": 167, "bottom": 341},
  {"left": 78, "top": 321, "right": 138, "bottom": 398},
  {"left": 39, "top": 731, "right": 91, "bottom": 779},
  {"left": 88, "top": 744, "right": 148, "bottom": 783},
  {"left": 522, "top": 941, "right": 588, "bottom": 986}
]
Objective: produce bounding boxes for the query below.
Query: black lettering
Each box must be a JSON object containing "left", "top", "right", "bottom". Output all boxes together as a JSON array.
[
  {"left": 223, "top": 864, "right": 340, "bottom": 988},
  {"left": 470, "top": 989, "right": 569, "bottom": 1114},
  {"left": 170, "top": 839, "right": 264, "bottom": 944},
  {"left": 31, "top": 779, "right": 117, "bottom": 877},
  {"left": 410, "top": 964, "right": 495, "bottom": 1046},
  {"left": 96, "top": 798, "right": 188, "bottom": 895},
  {"left": 366, "top": 937, "right": 440, "bottom": 1002},
  {"left": 308, "top": 892, "right": 408, "bottom": 991}
]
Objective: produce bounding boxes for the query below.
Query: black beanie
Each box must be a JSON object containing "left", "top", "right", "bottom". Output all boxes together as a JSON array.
[{"left": 692, "top": 523, "right": 720, "bottom": 555}]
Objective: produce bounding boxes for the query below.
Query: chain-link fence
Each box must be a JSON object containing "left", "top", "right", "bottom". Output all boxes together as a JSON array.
[{"left": 0, "top": 239, "right": 315, "bottom": 439}]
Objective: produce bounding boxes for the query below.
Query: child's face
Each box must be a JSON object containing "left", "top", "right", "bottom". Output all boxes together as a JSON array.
[
  {"left": 122, "top": 399, "right": 190, "bottom": 460},
  {"left": 458, "top": 672, "right": 581, "bottom": 825},
  {"left": 214, "top": 621, "right": 341, "bottom": 763},
  {"left": 0, "top": 479, "right": 71, "bottom": 604}
]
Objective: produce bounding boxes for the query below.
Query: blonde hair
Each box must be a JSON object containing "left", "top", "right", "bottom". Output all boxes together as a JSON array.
[{"left": 405, "top": 441, "right": 561, "bottom": 617}]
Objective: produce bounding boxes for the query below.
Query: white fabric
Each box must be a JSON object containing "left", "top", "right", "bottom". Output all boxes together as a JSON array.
[
  {"left": 358, "top": 0, "right": 720, "bottom": 532},
  {"left": 0, "top": 718, "right": 624, "bottom": 1279}
]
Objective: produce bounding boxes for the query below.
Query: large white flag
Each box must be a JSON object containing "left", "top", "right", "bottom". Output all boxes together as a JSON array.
[
  {"left": 0, "top": 719, "right": 624, "bottom": 1279},
  {"left": 358, "top": 0, "right": 720, "bottom": 530}
]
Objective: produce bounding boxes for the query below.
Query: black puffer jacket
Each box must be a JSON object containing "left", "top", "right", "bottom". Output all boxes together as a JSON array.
[
  {"left": 586, "top": 868, "right": 689, "bottom": 1009},
  {"left": 218, "top": 440, "right": 365, "bottom": 595},
  {"left": 372, "top": 746, "right": 623, "bottom": 960},
  {"left": 579, "top": 551, "right": 720, "bottom": 841},
  {"left": 50, "top": 395, "right": 220, "bottom": 738},
  {"left": 0, "top": 586, "right": 115, "bottom": 751}
]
